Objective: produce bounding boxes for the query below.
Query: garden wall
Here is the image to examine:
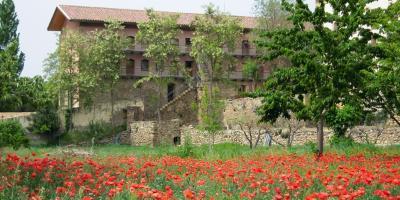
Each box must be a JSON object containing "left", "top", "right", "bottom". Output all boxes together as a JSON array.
[{"left": 130, "top": 119, "right": 181, "bottom": 147}]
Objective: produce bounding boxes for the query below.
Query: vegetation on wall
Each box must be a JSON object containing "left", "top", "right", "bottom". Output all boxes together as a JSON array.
[
  {"left": 135, "top": 9, "right": 181, "bottom": 133},
  {"left": 190, "top": 4, "right": 242, "bottom": 150}
]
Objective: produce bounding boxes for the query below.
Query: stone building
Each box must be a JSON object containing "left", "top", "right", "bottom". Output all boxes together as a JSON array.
[{"left": 47, "top": 5, "right": 272, "bottom": 129}]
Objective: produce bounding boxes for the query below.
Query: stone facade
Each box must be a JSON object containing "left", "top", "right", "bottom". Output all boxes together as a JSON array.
[
  {"left": 65, "top": 78, "right": 188, "bottom": 129},
  {"left": 130, "top": 119, "right": 182, "bottom": 146},
  {"left": 160, "top": 87, "right": 199, "bottom": 125}
]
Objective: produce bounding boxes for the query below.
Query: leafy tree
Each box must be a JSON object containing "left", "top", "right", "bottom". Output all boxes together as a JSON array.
[
  {"left": 0, "top": 0, "right": 24, "bottom": 74},
  {"left": 89, "top": 21, "right": 130, "bottom": 133},
  {"left": 190, "top": 4, "right": 242, "bottom": 150},
  {"left": 135, "top": 9, "right": 181, "bottom": 131},
  {"left": 255, "top": 0, "right": 379, "bottom": 155},
  {"left": 253, "top": 0, "right": 292, "bottom": 31},
  {"left": 361, "top": 1, "right": 400, "bottom": 126},
  {"left": 45, "top": 31, "right": 92, "bottom": 131},
  {"left": 0, "top": 0, "right": 24, "bottom": 112}
]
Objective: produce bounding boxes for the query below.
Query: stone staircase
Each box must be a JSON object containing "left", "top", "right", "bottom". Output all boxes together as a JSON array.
[{"left": 159, "top": 86, "right": 197, "bottom": 112}]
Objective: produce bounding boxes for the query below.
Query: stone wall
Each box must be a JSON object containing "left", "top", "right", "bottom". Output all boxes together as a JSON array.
[
  {"left": 160, "top": 88, "right": 199, "bottom": 125},
  {"left": 181, "top": 125, "right": 400, "bottom": 147},
  {"left": 130, "top": 119, "right": 182, "bottom": 147},
  {"left": 0, "top": 112, "right": 34, "bottom": 129},
  {"left": 64, "top": 78, "right": 188, "bottom": 129}
]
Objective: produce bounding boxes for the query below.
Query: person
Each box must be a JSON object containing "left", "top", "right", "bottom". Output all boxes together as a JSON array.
[{"left": 264, "top": 131, "right": 272, "bottom": 147}]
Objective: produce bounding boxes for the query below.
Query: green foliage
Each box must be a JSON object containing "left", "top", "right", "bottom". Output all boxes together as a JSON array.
[
  {"left": 176, "top": 136, "right": 195, "bottom": 158},
  {"left": 89, "top": 21, "right": 130, "bottom": 130},
  {"left": 0, "top": 120, "right": 29, "bottom": 150},
  {"left": 361, "top": 1, "right": 400, "bottom": 126},
  {"left": 136, "top": 9, "right": 181, "bottom": 73},
  {"left": 326, "top": 104, "right": 364, "bottom": 137},
  {"left": 255, "top": 0, "right": 381, "bottom": 140},
  {"left": 191, "top": 5, "right": 242, "bottom": 149},
  {"left": 329, "top": 134, "right": 355, "bottom": 148},
  {"left": 190, "top": 4, "right": 243, "bottom": 83},
  {"left": 135, "top": 9, "right": 182, "bottom": 126},
  {"left": 60, "top": 121, "right": 126, "bottom": 145},
  {"left": 304, "top": 141, "right": 318, "bottom": 154},
  {"left": 253, "top": 0, "right": 292, "bottom": 31},
  {"left": 198, "top": 87, "right": 225, "bottom": 136},
  {"left": 28, "top": 106, "right": 60, "bottom": 139},
  {"left": 0, "top": 0, "right": 24, "bottom": 74}
]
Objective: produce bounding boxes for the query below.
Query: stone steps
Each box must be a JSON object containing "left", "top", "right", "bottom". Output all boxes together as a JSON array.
[{"left": 159, "top": 87, "right": 196, "bottom": 112}]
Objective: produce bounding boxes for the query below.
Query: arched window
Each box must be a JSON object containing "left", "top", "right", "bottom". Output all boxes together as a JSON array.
[
  {"left": 167, "top": 83, "right": 175, "bottom": 102},
  {"left": 141, "top": 59, "right": 149, "bottom": 71},
  {"left": 126, "top": 59, "right": 135, "bottom": 75}
]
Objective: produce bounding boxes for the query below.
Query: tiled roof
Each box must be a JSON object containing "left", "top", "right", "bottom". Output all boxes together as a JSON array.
[{"left": 56, "top": 5, "right": 257, "bottom": 29}]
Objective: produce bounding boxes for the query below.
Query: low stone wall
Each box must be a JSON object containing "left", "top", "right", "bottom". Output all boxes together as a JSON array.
[
  {"left": 0, "top": 112, "right": 34, "bottom": 128},
  {"left": 130, "top": 119, "right": 182, "bottom": 147},
  {"left": 181, "top": 125, "right": 400, "bottom": 147}
]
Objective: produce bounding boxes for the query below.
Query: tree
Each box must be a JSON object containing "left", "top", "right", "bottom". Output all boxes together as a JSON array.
[
  {"left": 135, "top": 9, "right": 181, "bottom": 133},
  {"left": 361, "top": 1, "right": 400, "bottom": 126},
  {"left": 225, "top": 98, "right": 266, "bottom": 149},
  {"left": 0, "top": 0, "right": 24, "bottom": 112},
  {"left": 253, "top": 0, "right": 292, "bottom": 30},
  {"left": 255, "top": 0, "right": 379, "bottom": 155},
  {"left": 46, "top": 31, "right": 92, "bottom": 131},
  {"left": 0, "top": 0, "right": 24, "bottom": 74},
  {"left": 90, "top": 21, "right": 130, "bottom": 134},
  {"left": 190, "top": 4, "right": 242, "bottom": 150}
]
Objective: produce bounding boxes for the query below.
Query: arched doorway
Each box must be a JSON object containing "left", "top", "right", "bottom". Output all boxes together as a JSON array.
[{"left": 167, "top": 83, "right": 175, "bottom": 102}]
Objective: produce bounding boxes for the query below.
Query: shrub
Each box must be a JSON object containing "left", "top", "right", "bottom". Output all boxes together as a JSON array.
[
  {"left": 329, "top": 134, "right": 355, "bottom": 148},
  {"left": 60, "top": 121, "right": 126, "bottom": 145},
  {"left": 28, "top": 107, "right": 60, "bottom": 139},
  {"left": 176, "top": 136, "right": 194, "bottom": 158},
  {"left": 0, "top": 120, "right": 29, "bottom": 149}
]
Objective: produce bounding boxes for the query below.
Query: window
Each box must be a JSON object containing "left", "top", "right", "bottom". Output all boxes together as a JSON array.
[
  {"left": 242, "top": 40, "right": 250, "bottom": 55},
  {"left": 185, "top": 38, "right": 192, "bottom": 46},
  {"left": 141, "top": 59, "right": 149, "bottom": 71},
  {"left": 126, "top": 59, "right": 135, "bottom": 75},
  {"left": 242, "top": 40, "right": 250, "bottom": 48},
  {"left": 185, "top": 61, "right": 193, "bottom": 69}
]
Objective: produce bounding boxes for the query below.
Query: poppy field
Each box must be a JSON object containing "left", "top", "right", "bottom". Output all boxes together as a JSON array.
[{"left": 1, "top": 145, "right": 400, "bottom": 200}]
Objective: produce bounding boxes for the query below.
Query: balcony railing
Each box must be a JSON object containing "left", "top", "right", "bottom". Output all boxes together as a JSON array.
[{"left": 126, "top": 44, "right": 258, "bottom": 56}]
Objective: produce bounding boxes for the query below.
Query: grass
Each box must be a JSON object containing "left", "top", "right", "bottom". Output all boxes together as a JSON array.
[{"left": 3, "top": 143, "right": 400, "bottom": 160}]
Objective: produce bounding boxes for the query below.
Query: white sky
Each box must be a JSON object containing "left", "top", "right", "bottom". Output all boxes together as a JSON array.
[{"left": 13, "top": 0, "right": 387, "bottom": 77}]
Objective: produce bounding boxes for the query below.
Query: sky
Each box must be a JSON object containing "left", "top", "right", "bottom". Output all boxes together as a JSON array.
[{"left": 13, "top": 0, "right": 387, "bottom": 77}]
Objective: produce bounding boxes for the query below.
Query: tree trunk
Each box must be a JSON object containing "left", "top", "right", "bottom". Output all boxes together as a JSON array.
[
  {"left": 110, "top": 86, "right": 115, "bottom": 136},
  {"left": 66, "top": 90, "right": 73, "bottom": 131},
  {"left": 157, "top": 79, "right": 162, "bottom": 145},
  {"left": 317, "top": 117, "right": 324, "bottom": 156}
]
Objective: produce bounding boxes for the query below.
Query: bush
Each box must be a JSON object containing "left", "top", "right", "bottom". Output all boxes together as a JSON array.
[
  {"left": 329, "top": 134, "right": 355, "bottom": 148},
  {"left": 28, "top": 107, "right": 60, "bottom": 139},
  {"left": 176, "top": 136, "right": 194, "bottom": 158},
  {"left": 0, "top": 120, "right": 29, "bottom": 150},
  {"left": 60, "top": 121, "right": 126, "bottom": 145}
]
